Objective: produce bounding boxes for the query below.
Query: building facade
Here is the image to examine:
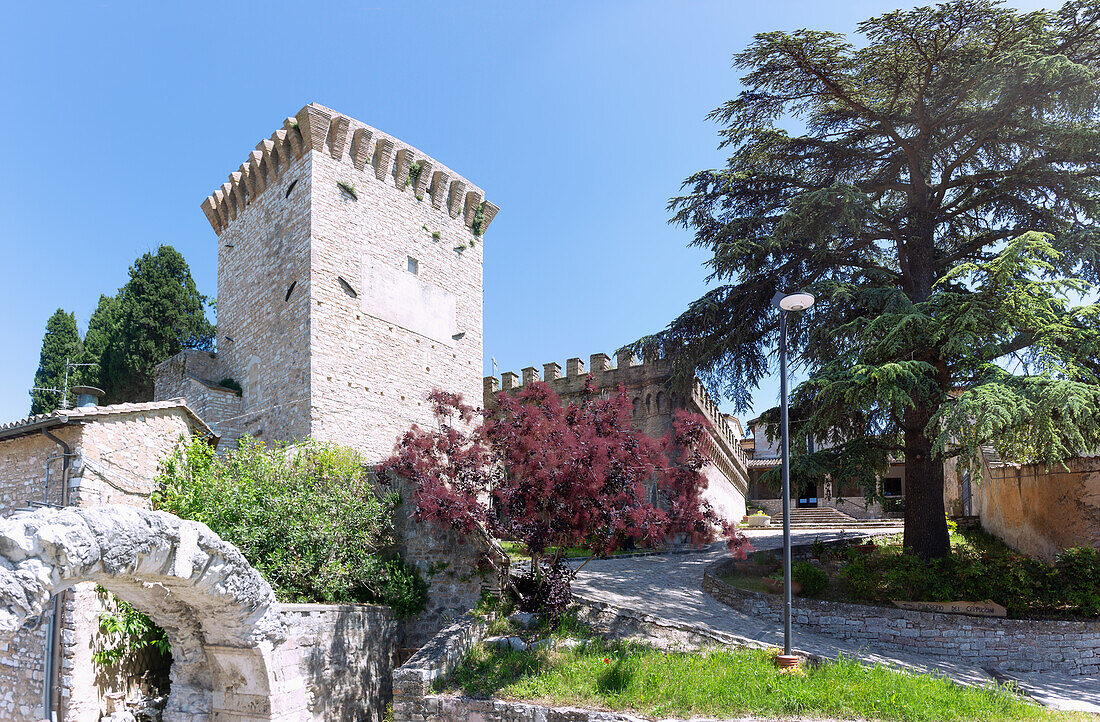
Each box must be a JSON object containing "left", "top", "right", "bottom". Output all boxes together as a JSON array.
[
  {"left": 0, "top": 399, "right": 210, "bottom": 721},
  {"left": 742, "top": 418, "right": 906, "bottom": 519}
]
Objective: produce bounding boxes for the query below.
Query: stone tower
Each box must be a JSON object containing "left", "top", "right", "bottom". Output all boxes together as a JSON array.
[{"left": 156, "top": 103, "right": 499, "bottom": 459}]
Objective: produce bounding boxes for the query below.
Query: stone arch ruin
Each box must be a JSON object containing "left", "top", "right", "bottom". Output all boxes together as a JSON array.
[{"left": 0, "top": 506, "right": 300, "bottom": 721}]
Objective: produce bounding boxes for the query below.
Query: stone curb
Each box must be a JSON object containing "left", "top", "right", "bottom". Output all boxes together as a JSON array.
[{"left": 701, "top": 556, "right": 1100, "bottom": 677}]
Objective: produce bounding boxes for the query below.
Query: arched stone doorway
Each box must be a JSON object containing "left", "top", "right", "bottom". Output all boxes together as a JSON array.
[{"left": 0, "top": 505, "right": 289, "bottom": 721}]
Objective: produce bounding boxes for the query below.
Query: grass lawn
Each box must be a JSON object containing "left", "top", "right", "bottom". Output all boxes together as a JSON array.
[
  {"left": 721, "top": 530, "right": 1099, "bottom": 620},
  {"left": 444, "top": 616, "right": 1087, "bottom": 722}
]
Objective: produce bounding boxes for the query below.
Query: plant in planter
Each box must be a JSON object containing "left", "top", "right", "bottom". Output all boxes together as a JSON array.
[
  {"left": 744, "top": 510, "right": 771, "bottom": 527},
  {"left": 733, "top": 550, "right": 779, "bottom": 576},
  {"left": 793, "top": 561, "right": 828, "bottom": 597},
  {"left": 763, "top": 571, "right": 802, "bottom": 595}
]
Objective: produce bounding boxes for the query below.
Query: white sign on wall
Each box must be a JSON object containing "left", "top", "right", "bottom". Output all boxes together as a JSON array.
[{"left": 361, "top": 260, "right": 456, "bottom": 345}]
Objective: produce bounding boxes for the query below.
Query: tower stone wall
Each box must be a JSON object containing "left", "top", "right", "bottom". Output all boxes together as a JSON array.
[{"left": 157, "top": 103, "right": 498, "bottom": 460}]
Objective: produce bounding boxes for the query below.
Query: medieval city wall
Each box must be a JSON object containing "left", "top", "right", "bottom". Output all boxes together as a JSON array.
[
  {"left": 975, "top": 454, "right": 1100, "bottom": 560},
  {"left": 485, "top": 352, "right": 750, "bottom": 522}
]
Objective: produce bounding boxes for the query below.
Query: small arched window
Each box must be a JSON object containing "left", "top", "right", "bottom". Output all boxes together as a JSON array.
[
  {"left": 645, "top": 394, "right": 652, "bottom": 414},
  {"left": 656, "top": 392, "right": 664, "bottom": 413},
  {"left": 632, "top": 397, "right": 641, "bottom": 417}
]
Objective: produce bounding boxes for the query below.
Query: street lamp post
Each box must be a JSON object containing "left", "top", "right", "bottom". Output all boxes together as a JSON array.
[{"left": 772, "top": 291, "right": 815, "bottom": 670}]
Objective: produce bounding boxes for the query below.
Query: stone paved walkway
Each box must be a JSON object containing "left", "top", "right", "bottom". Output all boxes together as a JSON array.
[{"left": 571, "top": 528, "right": 1100, "bottom": 714}]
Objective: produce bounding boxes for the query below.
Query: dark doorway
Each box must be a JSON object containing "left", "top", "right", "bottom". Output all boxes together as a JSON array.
[{"left": 797, "top": 481, "right": 819, "bottom": 508}]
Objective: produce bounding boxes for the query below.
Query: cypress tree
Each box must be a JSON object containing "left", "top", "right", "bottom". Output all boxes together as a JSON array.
[
  {"left": 101, "top": 246, "right": 215, "bottom": 403},
  {"left": 75, "top": 293, "right": 121, "bottom": 389},
  {"left": 30, "top": 309, "right": 83, "bottom": 415}
]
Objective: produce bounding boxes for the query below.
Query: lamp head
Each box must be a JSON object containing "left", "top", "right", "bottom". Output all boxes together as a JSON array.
[{"left": 771, "top": 291, "right": 816, "bottom": 312}]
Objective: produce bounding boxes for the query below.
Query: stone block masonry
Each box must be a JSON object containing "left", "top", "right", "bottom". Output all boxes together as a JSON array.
[
  {"left": 161, "top": 102, "right": 500, "bottom": 462},
  {"left": 703, "top": 556, "right": 1100, "bottom": 677},
  {"left": 0, "top": 401, "right": 207, "bottom": 722},
  {"left": 0, "top": 505, "right": 400, "bottom": 722}
]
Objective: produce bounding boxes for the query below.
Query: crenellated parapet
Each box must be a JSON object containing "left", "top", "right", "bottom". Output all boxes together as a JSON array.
[
  {"left": 485, "top": 351, "right": 750, "bottom": 479},
  {"left": 200, "top": 103, "right": 500, "bottom": 237}
]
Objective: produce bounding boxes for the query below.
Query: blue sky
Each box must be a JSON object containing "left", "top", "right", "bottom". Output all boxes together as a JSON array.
[{"left": 0, "top": 0, "right": 1051, "bottom": 425}]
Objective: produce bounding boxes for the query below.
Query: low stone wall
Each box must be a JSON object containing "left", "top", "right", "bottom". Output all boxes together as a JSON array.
[
  {"left": 392, "top": 613, "right": 491, "bottom": 722},
  {"left": 703, "top": 557, "right": 1100, "bottom": 677},
  {"left": 277, "top": 603, "right": 398, "bottom": 722}
]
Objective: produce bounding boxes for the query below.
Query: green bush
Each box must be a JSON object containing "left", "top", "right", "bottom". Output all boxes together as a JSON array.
[
  {"left": 1054, "top": 546, "right": 1100, "bottom": 615},
  {"left": 92, "top": 586, "right": 171, "bottom": 667},
  {"left": 838, "top": 531, "right": 1098, "bottom": 618},
  {"left": 154, "top": 437, "right": 427, "bottom": 617},
  {"left": 793, "top": 562, "right": 828, "bottom": 597}
]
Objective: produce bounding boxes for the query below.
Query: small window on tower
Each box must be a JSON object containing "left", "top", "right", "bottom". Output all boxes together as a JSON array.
[{"left": 407, "top": 256, "right": 419, "bottom": 275}]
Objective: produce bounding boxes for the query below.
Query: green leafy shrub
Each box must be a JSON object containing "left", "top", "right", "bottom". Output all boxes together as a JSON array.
[
  {"left": 838, "top": 530, "right": 1097, "bottom": 618},
  {"left": 793, "top": 562, "right": 828, "bottom": 597},
  {"left": 154, "top": 437, "right": 427, "bottom": 616},
  {"left": 92, "top": 586, "right": 170, "bottom": 667},
  {"left": 1054, "top": 546, "right": 1100, "bottom": 615}
]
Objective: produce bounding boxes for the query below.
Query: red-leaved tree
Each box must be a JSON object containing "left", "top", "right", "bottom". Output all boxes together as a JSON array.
[{"left": 378, "top": 378, "right": 752, "bottom": 620}]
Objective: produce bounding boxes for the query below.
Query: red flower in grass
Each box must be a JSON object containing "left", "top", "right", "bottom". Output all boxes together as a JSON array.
[{"left": 603, "top": 658, "right": 610, "bottom": 664}]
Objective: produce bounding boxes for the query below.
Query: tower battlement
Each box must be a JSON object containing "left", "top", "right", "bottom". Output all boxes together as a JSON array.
[{"left": 200, "top": 103, "right": 499, "bottom": 237}]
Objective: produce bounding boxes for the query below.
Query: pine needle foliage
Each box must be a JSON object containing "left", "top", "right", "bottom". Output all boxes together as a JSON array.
[
  {"left": 100, "top": 245, "right": 215, "bottom": 403},
  {"left": 627, "top": 0, "right": 1100, "bottom": 559}
]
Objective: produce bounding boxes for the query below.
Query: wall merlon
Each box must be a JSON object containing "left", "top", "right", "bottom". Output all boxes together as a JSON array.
[
  {"left": 430, "top": 171, "right": 449, "bottom": 209},
  {"left": 247, "top": 151, "right": 266, "bottom": 194},
  {"left": 481, "top": 201, "right": 500, "bottom": 233},
  {"left": 282, "top": 119, "right": 305, "bottom": 158},
  {"left": 501, "top": 371, "right": 519, "bottom": 390},
  {"left": 201, "top": 196, "right": 220, "bottom": 230},
  {"left": 483, "top": 376, "right": 500, "bottom": 396},
  {"left": 543, "top": 362, "right": 562, "bottom": 382},
  {"left": 240, "top": 161, "right": 259, "bottom": 198},
  {"left": 350, "top": 127, "right": 373, "bottom": 171},
  {"left": 616, "top": 350, "right": 637, "bottom": 369},
  {"left": 395, "top": 148, "right": 415, "bottom": 190},
  {"left": 373, "top": 137, "right": 395, "bottom": 181},
  {"left": 296, "top": 105, "right": 331, "bottom": 154},
  {"left": 566, "top": 358, "right": 585, "bottom": 377},
  {"left": 413, "top": 160, "right": 433, "bottom": 197},
  {"left": 590, "top": 353, "right": 612, "bottom": 373},
  {"left": 447, "top": 180, "right": 466, "bottom": 218},
  {"left": 328, "top": 115, "right": 351, "bottom": 160},
  {"left": 463, "top": 190, "right": 482, "bottom": 227},
  {"left": 522, "top": 367, "right": 540, "bottom": 386}
]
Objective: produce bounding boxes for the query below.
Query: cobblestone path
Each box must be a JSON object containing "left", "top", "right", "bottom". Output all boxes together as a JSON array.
[{"left": 571, "top": 528, "right": 1100, "bottom": 714}]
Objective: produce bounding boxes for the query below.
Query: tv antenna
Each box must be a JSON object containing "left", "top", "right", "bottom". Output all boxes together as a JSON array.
[{"left": 31, "top": 357, "right": 95, "bottom": 411}]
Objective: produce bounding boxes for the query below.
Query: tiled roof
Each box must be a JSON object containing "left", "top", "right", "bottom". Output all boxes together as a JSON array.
[{"left": 0, "top": 399, "right": 213, "bottom": 441}]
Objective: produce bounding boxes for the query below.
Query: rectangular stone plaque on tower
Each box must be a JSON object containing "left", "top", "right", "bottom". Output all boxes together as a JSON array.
[{"left": 361, "top": 260, "right": 457, "bottom": 345}]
